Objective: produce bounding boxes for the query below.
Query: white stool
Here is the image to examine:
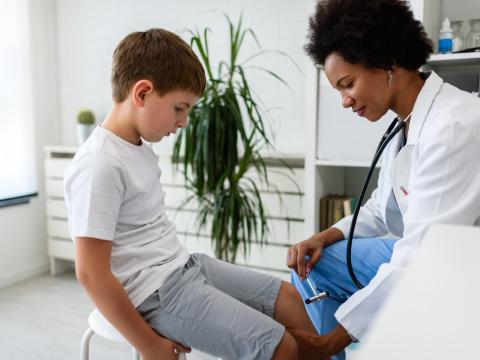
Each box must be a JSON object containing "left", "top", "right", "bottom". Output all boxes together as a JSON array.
[{"left": 80, "top": 309, "right": 186, "bottom": 360}]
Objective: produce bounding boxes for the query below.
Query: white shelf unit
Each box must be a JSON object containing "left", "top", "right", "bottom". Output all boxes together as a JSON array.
[
  {"left": 44, "top": 146, "right": 305, "bottom": 280},
  {"left": 428, "top": 52, "right": 480, "bottom": 66},
  {"left": 304, "top": 0, "right": 480, "bottom": 235}
]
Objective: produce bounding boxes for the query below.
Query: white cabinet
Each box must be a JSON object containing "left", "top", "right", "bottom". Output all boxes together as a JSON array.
[
  {"left": 304, "top": 0, "right": 480, "bottom": 235},
  {"left": 44, "top": 146, "right": 304, "bottom": 280}
]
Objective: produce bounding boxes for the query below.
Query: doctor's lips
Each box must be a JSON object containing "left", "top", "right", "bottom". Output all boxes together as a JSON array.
[{"left": 353, "top": 106, "right": 366, "bottom": 117}]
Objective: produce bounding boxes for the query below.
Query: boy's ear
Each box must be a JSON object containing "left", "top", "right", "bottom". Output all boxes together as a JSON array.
[{"left": 131, "top": 80, "right": 154, "bottom": 108}]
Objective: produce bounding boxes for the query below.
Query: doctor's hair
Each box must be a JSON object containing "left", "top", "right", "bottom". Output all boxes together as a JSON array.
[
  {"left": 305, "top": 0, "right": 433, "bottom": 70},
  {"left": 111, "top": 28, "right": 206, "bottom": 102}
]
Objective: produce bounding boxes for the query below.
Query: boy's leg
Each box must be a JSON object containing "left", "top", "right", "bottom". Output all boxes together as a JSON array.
[
  {"left": 291, "top": 273, "right": 342, "bottom": 335},
  {"left": 190, "top": 253, "right": 316, "bottom": 333},
  {"left": 291, "top": 237, "right": 397, "bottom": 360},
  {"left": 274, "top": 281, "right": 317, "bottom": 333},
  {"left": 137, "top": 255, "right": 296, "bottom": 360}
]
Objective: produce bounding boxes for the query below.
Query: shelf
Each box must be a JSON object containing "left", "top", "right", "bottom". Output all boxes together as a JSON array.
[
  {"left": 427, "top": 52, "right": 480, "bottom": 67},
  {"left": 315, "top": 158, "right": 381, "bottom": 168}
]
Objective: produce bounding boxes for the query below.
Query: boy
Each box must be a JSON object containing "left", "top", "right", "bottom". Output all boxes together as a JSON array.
[{"left": 64, "top": 28, "right": 316, "bottom": 360}]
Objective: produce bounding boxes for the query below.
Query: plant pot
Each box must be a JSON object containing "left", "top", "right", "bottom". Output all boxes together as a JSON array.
[{"left": 76, "top": 123, "right": 95, "bottom": 146}]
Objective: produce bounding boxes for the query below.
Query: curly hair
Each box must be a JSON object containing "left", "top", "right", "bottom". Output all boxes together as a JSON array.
[{"left": 305, "top": 0, "right": 433, "bottom": 70}]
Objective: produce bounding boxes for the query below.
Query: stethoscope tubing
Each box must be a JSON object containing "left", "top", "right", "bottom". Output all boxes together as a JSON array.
[{"left": 346, "top": 117, "right": 406, "bottom": 289}]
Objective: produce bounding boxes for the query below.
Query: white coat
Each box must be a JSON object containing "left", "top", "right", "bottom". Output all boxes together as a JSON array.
[{"left": 332, "top": 71, "right": 480, "bottom": 339}]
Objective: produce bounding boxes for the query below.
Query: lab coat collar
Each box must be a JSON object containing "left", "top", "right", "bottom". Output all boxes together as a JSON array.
[{"left": 406, "top": 71, "right": 443, "bottom": 145}]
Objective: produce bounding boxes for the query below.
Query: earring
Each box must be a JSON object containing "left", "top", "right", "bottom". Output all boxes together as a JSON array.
[{"left": 387, "top": 70, "right": 393, "bottom": 88}]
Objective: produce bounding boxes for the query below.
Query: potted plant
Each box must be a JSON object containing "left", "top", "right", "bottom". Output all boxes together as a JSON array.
[
  {"left": 173, "top": 15, "right": 298, "bottom": 263},
  {"left": 76, "top": 108, "right": 96, "bottom": 145}
]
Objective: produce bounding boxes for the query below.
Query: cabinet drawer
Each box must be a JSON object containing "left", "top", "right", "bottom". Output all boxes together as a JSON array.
[
  {"left": 45, "top": 159, "right": 71, "bottom": 178},
  {"left": 168, "top": 209, "right": 304, "bottom": 246},
  {"left": 47, "top": 219, "right": 70, "bottom": 239},
  {"left": 248, "top": 168, "right": 305, "bottom": 194},
  {"left": 165, "top": 189, "right": 303, "bottom": 219},
  {"left": 46, "top": 199, "right": 67, "bottom": 218},
  {"left": 45, "top": 179, "right": 64, "bottom": 198},
  {"left": 48, "top": 238, "right": 75, "bottom": 260},
  {"left": 159, "top": 160, "right": 304, "bottom": 194},
  {"left": 180, "top": 235, "right": 289, "bottom": 272}
]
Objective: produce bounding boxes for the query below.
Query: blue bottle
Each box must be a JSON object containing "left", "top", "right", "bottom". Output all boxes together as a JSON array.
[{"left": 438, "top": 18, "right": 453, "bottom": 53}]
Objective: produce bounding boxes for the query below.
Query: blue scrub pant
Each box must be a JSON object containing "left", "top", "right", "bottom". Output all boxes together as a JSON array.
[{"left": 291, "top": 237, "right": 397, "bottom": 360}]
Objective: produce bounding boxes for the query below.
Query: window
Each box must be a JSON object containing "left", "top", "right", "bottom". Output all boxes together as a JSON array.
[{"left": 0, "top": 0, "right": 37, "bottom": 207}]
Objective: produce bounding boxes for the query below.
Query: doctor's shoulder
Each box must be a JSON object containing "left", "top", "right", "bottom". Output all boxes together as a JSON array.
[{"left": 430, "top": 83, "right": 480, "bottom": 137}]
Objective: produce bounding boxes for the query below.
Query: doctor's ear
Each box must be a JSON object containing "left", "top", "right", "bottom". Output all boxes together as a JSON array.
[
  {"left": 132, "top": 80, "right": 154, "bottom": 107},
  {"left": 387, "top": 70, "right": 393, "bottom": 88}
]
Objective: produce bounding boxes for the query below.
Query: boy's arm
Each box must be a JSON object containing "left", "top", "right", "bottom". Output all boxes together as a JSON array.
[{"left": 75, "top": 237, "right": 190, "bottom": 359}]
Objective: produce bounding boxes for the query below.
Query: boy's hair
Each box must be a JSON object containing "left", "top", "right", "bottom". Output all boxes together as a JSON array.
[
  {"left": 305, "top": 0, "right": 433, "bottom": 70},
  {"left": 111, "top": 28, "right": 206, "bottom": 102}
]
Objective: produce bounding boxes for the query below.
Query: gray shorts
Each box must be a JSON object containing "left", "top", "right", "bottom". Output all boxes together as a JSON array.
[{"left": 137, "top": 253, "right": 285, "bottom": 360}]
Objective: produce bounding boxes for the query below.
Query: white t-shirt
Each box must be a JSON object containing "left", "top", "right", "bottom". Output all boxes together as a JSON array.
[{"left": 64, "top": 125, "right": 189, "bottom": 307}]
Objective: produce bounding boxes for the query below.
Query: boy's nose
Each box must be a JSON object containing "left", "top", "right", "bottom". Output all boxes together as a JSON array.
[{"left": 178, "top": 116, "right": 188, "bottom": 128}]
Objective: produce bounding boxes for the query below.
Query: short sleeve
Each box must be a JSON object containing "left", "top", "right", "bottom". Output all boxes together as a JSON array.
[{"left": 64, "top": 152, "right": 126, "bottom": 241}]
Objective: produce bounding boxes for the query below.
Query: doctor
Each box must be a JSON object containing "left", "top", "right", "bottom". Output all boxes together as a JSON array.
[{"left": 287, "top": 0, "right": 480, "bottom": 359}]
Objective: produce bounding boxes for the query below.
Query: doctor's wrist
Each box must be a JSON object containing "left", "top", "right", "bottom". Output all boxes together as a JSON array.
[
  {"left": 324, "top": 324, "right": 353, "bottom": 356},
  {"left": 318, "top": 227, "right": 344, "bottom": 247}
]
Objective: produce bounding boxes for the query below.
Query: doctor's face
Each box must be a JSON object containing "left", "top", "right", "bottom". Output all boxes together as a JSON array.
[{"left": 324, "top": 52, "right": 393, "bottom": 122}]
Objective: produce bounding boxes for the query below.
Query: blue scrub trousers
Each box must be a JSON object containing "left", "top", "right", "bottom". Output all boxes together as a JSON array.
[{"left": 291, "top": 237, "right": 397, "bottom": 360}]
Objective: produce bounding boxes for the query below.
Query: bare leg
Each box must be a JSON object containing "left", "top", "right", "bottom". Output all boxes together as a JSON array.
[
  {"left": 271, "top": 330, "right": 298, "bottom": 360},
  {"left": 274, "top": 281, "right": 336, "bottom": 359},
  {"left": 288, "top": 325, "right": 352, "bottom": 360},
  {"left": 274, "top": 281, "right": 317, "bottom": 334}
]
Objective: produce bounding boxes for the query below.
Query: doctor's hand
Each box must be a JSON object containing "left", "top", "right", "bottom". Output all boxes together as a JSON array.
[{"left": 287, "top": 227, "right": 344, "bottom": 280}]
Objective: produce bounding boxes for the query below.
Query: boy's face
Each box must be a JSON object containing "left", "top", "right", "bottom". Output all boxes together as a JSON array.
[{"left": 136, "top": 89, "right": 199, "bottom": 142}]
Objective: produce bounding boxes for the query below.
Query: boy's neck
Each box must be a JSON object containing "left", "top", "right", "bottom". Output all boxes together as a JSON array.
[{"left": 101, "top": 103, "right": 142, "bottom": 146}]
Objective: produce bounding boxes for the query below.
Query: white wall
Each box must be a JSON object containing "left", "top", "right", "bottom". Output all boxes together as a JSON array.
[
  {"left": 0, "top": 0, "right": 60, "bottom": 288},
  {"left": 54, "top": 0, "right": 310, "bottom": 155},
  {"left": 1, "top": 0, "right": 311, "bottom": 287}
]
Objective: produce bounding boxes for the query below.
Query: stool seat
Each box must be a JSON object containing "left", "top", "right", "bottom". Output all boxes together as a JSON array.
[
  {"left": 88, "top": 309, "right": 127, "bottom": 343},
  {"left": 81, "top": 308, "right": 186, "bottom": 360}
]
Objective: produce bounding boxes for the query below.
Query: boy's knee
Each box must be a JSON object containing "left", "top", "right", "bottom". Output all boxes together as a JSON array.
[
  {"left": 272, "top": 330, "right": 298, "bottom": 360},
  {"left": 278, "top": 281, "right": 303, "bottom": 305},
  {"left": 278, "top": 280, "right": 295, "bottom": 296}
]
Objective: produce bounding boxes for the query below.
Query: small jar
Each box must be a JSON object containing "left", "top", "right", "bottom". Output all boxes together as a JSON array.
[
  {"left": 451, "top": 20, "right": 465, "bottom": 52},
  {"left": 465, "top": 18, "right": 480, "bottom": 50}
]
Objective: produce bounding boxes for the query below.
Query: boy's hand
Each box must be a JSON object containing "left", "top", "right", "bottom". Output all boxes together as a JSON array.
[{"left": 140, "top": 335, "right": 191, "bottom": 360}]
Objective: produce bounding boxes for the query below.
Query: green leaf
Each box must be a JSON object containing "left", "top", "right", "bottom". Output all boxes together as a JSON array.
[{"left": 172, "top": 14, "right": 300, "bottom": 262}]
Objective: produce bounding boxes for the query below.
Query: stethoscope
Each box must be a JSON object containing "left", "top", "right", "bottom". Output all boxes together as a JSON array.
[{"left": 305, "top": 113, "right": 411, "bottom": 304}]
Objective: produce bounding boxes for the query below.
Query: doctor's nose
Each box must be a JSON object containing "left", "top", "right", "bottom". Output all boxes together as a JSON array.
[{"left": 342, "top": 94, "right": 354, "bottom": 109}]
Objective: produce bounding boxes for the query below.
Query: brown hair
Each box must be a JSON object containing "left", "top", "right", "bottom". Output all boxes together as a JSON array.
[{"left": 111, "top": 28, "right": 206, "bottom": 102}]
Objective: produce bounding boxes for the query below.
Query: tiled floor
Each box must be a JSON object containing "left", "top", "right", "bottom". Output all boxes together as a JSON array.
[
  {"left": 0, "top": 271, "right": 132, "bottom": 359},
  {"left": 0, "top": 271, "right": 218, "bottom": 360}
]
